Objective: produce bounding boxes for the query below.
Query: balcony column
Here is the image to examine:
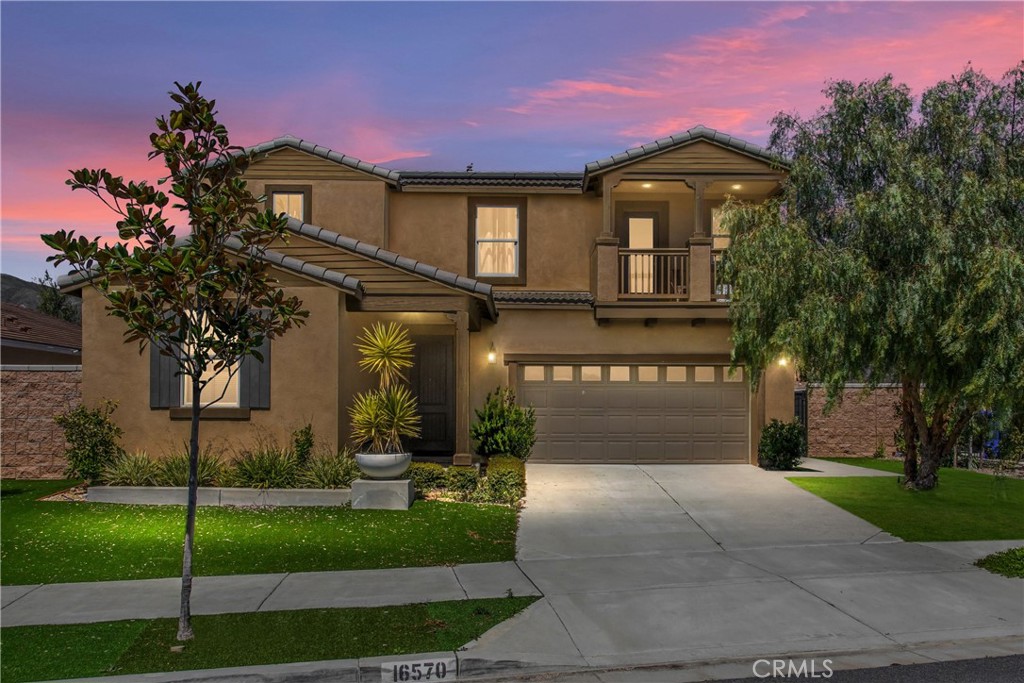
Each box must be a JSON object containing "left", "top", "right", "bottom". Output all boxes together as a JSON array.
[
  {"left": 687, "top": 178, "right": 712, "bottom": 301},
  {"left": 594, "top": 173, "right": 623, "bottom": 303}
]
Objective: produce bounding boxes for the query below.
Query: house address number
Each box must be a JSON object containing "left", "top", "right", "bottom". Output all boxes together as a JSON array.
[{"left": 382, "top": 656, "right": 457, "bottom": 682}]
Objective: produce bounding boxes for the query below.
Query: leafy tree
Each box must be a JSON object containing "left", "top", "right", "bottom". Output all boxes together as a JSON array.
[
  {"left": 36, "top": 270, "right": 79, "bottom": 323},
  {"left": 42, "top": 82, "right": 309, "bottom": 639},
  {"left": 724, "top": 64, "right": 1024, "bottom": 490}
]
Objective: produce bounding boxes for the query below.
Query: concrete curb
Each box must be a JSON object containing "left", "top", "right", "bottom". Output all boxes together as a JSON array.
[
  {"left": 86, "top": 486, "right": 352, "bottom": 507},
  {"left": 38, "top": 635, "right": 1024, "bottom": 683}
]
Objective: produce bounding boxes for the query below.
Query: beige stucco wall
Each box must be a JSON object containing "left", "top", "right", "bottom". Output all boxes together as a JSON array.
[
  {"left": 246, "top": 178, "right": 387, "bottom": 246},
  {"left": 81, "top": 286, "right": 342, "bottom": 458}
]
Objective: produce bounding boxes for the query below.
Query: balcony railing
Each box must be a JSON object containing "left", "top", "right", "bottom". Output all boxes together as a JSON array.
[{"left": 618, "top": 248, "right": 689, "bottom": 299}]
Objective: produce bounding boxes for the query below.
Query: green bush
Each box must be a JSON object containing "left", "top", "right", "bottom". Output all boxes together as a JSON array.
[
  {"left": 299, "top": 449, "right": 360, "bottom": 489},
  {"left": 100, "top": 451, "right": 160, "bottom": 486},
  {"left": 405, "top": 462, "right": 447, "bottom": 494},
  {"left": 54, "top": 400, "right": 124, "bottom": 482},
  {"left": 758, "top": 419, "right": 807, "bottom": 470},
  {"left": 230, "top": 445, "right": 299, "bottom": 489},
  {"left": 445, "top": 466, "right": 480, "bottom": 500},
  {"left": 291, "top": 423, "right": 315, "bottom": 467},
  {"left": 470, "top": 387, "right": 537, "bottom": 461},
  {"left": 159, "top": 446, "right": 223, "bottom": 487},
  {"left": 478, "top": 456, "right": 526, "bottom": 505}
]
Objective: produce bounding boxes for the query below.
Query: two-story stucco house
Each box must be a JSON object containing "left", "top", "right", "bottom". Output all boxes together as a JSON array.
[{"left": 67, "top": 125, "right": 796, "bottom": 465}]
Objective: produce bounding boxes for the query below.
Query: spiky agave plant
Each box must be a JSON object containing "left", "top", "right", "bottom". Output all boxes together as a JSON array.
[{"left": 349, "top": 323, "right": 421, "bottom": 454}]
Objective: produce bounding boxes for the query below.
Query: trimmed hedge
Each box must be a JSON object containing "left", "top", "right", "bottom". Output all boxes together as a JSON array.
[
  {"left": 446, "top": 466, "right": 480, "bottom": 500},
  {"left": 479, "top": 456, "right": 526, "bottom": 505},
  {"left": 758, "top": 419, "right": 807, "bottom": 470},
  {"left": 405, "top": 462, "right": 448, "bottom": 493}
]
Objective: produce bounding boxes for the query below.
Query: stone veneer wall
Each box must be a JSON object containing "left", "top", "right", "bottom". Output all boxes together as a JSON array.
[
  {"left": 1, "top": 365, "right": 81, "bottom": 478},
  {"left": 805, "top": 384, "right": 902, "bottom": 458}
]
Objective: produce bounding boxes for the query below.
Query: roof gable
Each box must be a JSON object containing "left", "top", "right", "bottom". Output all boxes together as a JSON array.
[
  {"left": 584, "top": 125, "right": 787, "bottom": 187},
  {"left": 244, "top": 136, "right": 400, "bottom": 185}
]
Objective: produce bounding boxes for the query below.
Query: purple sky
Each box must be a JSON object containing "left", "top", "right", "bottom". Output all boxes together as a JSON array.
[{"left": 2, "top": 1, "right": 1021, "bottom": 281}]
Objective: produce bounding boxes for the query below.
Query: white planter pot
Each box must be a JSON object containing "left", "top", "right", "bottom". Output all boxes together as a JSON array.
[{"left": 355, "top": 452, "right": 412, "bottom": 480}]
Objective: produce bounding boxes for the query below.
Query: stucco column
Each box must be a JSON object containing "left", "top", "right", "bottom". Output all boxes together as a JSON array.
[
  {"left": 691, "top": 180, "right": 709, "bottom": 236},
  {"left": 593, "top": 236, "right": 620, "bottom": 303},
  {"left": 448, "top": 311, "right": 471, "bottom": 453},
  {"left": 687, "top": 236, "right": 712, "bottom": 302}
]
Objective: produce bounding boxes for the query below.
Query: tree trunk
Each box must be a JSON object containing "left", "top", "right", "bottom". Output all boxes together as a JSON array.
[
  {"left": 900, "top": 378, "right": 919, "bottom": 483},
  {"left": 177, "top": 377, "right": 202, "bottom": 641}
]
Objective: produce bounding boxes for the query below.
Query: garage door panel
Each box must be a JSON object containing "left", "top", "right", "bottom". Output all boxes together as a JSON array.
[
  {"left": 721, "top": 389, "right": 748, "bottom": 410},
  {"left": 523, "top": 364, "right": 749, "bottom": 465}
]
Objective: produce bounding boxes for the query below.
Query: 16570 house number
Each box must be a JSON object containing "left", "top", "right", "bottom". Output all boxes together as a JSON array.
[{"left": 382, "top": 657, "right": 457, "bottom": 682}]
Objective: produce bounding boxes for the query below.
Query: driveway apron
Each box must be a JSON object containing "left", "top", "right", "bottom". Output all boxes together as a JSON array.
[{"left": 462, "top": 460, "right": 1024, "bottom": 672}]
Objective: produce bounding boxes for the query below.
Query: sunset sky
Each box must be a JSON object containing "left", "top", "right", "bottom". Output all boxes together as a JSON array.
[{"left": 2, "top": 1, "right": 1021, "bottom": 281}]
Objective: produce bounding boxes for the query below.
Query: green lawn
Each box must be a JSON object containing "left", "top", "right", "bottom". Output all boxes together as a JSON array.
[
  {"left": 0, "top": 597, "right": 537, "bottom": 683},
  {"left": 1, "top": 480, "right": 517, "bottom": 585},
  {"left": 789, "top": 458, "right": 1024, "bottom": 541}
]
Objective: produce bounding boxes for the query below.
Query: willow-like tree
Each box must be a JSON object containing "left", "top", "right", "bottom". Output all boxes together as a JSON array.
[
  {"left": 42, "top": 82, "right": 308, "bottom": 639},
  {"left": 724, "top": 64, "right": 1024, "bottom": 490}
]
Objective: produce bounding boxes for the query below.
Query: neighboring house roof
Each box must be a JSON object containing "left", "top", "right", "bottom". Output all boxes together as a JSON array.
[
  {"left": 493, "top": 290, "right": 595, "bottom": 307},
  {"left": 582, "top": 124, "right": 787, "bottom": 187},
  {"left": 1, "top": 304, "right": 82, "bottom": 352},
  {"left": 399, "top": 172, "right": 583, "bottom": 190},
  {"left": 243, "top": 135, "right": 402, "bottom": 185},
  {"left": 284, "top": 218, "right": 498, "bottom": 320}
]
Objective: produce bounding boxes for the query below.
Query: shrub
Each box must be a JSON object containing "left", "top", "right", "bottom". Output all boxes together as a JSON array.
[
  {"left": 445, "top": 466, "right": 480, "bottom": 500},
  {"left": 291, "top": 423, "right": 315, "bottom": 467},
  {"left": 54, "top": 400, "right": 124, "bottom": 482},
  {"left": 230, "top": 444, "right": 299, "bottom": 489},
  {"left": 299, "top": 449, "right": 360, "bottom": 489},
  {"left": 478, "top": 455, "right": 526, "bottom": 505},
  {"left": 405, "top": 462, "right": 447, "bottom": 494},
  {"left": 471, "top": 388, "right": 537, "bottom": 461},
  {"left": 758, "top": 419, "right": 807, "bottom": 470},
  {"left": 100, "top": 451, "right": 160, "bottom": 486},
  {"left": 159, "top": 445, "right": 223, "bottom": 487}
]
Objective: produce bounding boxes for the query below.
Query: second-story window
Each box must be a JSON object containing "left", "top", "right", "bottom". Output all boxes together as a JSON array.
[
  {"left": 266, "top": 185, "right": 312, "bottom": 223},
  {"left": 469, "top": 197, "right": 527, "bottom": 284}
]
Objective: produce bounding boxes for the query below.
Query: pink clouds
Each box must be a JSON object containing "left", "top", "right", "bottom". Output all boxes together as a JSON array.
[{"left": 502, "top": 2, "right": 1023, "bottom": 144}]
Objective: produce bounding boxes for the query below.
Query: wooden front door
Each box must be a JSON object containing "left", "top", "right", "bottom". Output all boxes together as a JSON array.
[{"left": 407, "top": 335, "right": 455, "bottom": 454}]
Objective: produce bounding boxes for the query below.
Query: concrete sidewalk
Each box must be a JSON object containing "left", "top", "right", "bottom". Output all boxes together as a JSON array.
[{"left": 0, "top": 561, "right": 540, "bottom": 627}]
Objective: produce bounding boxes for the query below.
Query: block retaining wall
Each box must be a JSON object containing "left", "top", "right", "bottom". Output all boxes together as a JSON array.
[
  {"left": 805, "top": 383, "right": 902, "bottom": 458},
  {"left": 1, "top": 365, "right": 81, "bottom": 478}
]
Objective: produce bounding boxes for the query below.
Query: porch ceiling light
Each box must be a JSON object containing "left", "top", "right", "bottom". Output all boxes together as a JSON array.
[
  {"left": 641, "top": 183, "right": 653, "bottom": 189},
  {"left": 487, "top": 343, "right": 498, "bottom": 364},
  {"left": 731, "top": 184, "right": 743, "bottom": 190}
]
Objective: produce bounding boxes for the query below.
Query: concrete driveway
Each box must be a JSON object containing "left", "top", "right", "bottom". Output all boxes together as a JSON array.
[{"left": 461, "top": 460, "right": 1024, "bottom": 675}]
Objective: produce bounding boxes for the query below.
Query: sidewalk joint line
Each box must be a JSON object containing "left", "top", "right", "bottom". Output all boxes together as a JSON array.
[
  {"left": 513, "top": 559, "right": 546, "bottom": 599},
  {"left": 636, "top": 465, "right": 724, "bottom": 550},
  {"left": 255, "top": 573, "right": 290, "bottom": 612},
  {"left": 860, "top": 529, "right": 885, "bottom": 545},
  {"left": 450, "top": 566, "right": 470, "bottom": 600},
  {"left": 1, "top": 583, "right": 44, "bottom": 610}
]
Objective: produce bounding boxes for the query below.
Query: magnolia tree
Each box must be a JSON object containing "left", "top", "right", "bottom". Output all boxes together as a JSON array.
[
  {"left": 723, "top": 64, "right": 1024, "bottom": 490},
  {"left": 43, "top": 82, "right": 308, "bottom": 640}
]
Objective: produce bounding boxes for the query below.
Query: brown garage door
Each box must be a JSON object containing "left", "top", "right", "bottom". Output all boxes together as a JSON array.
[{"left": 518, "top": 364, "right": 749, "bottom": 464}]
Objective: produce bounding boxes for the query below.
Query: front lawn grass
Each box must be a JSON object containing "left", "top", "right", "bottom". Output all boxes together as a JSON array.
[
  {"left": 1, "top": 480, "right": 517, "bottom": 585},
  {"left": 789, "top": 459, "right": 1024, "bottom": 541},
  {"left": 0, "top": 597, "right": 537, "bottom": 683}
]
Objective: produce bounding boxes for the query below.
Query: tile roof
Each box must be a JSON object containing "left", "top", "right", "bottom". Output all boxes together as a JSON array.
[
  {"left": 284, "top": 218, "right": 497, "bottom": 320},
  {"left": 1, "top": 304, "right": 82, "bottom": 351},
  {"left": 222, "top": 237, "right": 364, "bottom": 298},
  {"left": 492, "top": 290, "right": 595, "bottom": 306},
  {"left": 243, "top": 135, "right": 401, "bottom": 185},
  {"left": 583, "top": 124, "right": 787, "bottom": 185},
  {"left": 399, "top": 172, "right": 583, "bottom": 190}
]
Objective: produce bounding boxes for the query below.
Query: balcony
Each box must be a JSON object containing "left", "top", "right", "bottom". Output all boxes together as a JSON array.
[{"left": 618, "top": 248, "right": 689, "bottom": 299}]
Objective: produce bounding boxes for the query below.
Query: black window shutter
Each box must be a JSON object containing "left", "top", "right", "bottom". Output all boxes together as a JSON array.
[
  {"left": 240, "top": 334, "right": 271, "bottom": 409},
  {"left": 149, "top": 344, "right": 181, "bottom": 409}
]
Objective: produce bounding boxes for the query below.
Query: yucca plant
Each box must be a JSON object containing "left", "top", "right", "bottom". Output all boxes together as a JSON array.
[
  {"left": 349, "top": 323, "right": 421, "bottom": 454},
  {"left": 101, "top": 451, "right": 161, "bottom": 486}
]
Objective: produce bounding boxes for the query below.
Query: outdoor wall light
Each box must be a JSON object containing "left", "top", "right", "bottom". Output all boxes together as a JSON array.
[
  {"left": 487, "top": 343, "right": 498, "bottom": 364},
  {"left": 777, "top": 356, "right": 789, "bottom": 367}
]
